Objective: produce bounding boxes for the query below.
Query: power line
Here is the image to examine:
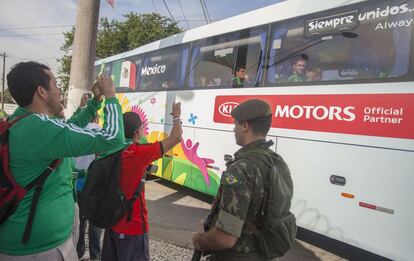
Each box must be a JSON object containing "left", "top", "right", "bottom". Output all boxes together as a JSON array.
[
  {"left": 0, "top": 25, "right": 73, "bottom": 30},
  {"left": 151, "top": 0, "right": 158, "bottom": 13},
  {"left": 176, "top": 18, "right": 218, "bottom": 22},
  {"left": 199, "top": 0, "right": 209, "bottom": 24},
  {"left": 8, "top": 55, "right": 56, "bottom": 61},
  {"left": 162, "top": 0, "right": 176, "bottom": 23},
  {"left": 177, "top": 0, "right": 190, "bottom": 29},
  {"left": 201, "top": 0, "right": 211, "bottom": 23},
  {"left": 0, "top": 33, "right": 62, "bottom": 37}
]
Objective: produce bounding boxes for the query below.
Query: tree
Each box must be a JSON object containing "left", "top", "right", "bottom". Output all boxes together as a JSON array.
[
  {"left": 1, "top": 88, "right": 15, "bottom": 104},
  {"left": 57, "top": 28, "right": 74, "bottom": 95},
  {"left": 58, "top": 13, "right": 182, "bottom": 95}
]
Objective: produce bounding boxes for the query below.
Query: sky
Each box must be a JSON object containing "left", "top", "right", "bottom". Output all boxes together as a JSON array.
[{"left": 0, "top": 0, "right": 284, "bottom": 86}]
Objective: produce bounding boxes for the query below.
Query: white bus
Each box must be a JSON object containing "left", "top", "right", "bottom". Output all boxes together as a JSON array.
[{"left": 95, "top": 0, "right": 414, "bottom": 259}]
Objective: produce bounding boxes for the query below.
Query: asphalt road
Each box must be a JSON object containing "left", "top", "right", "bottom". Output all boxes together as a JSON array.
[{"left": 146, "top": 178, "right": 346, "bottom": 261}]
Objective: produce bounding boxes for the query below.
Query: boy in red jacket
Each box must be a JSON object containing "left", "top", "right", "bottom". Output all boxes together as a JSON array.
[{"left": 102, "top": 102, "right": 182, "bottom": 261}]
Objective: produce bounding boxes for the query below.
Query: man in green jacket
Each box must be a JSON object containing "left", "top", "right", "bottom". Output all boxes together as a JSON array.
[
  {"left": 232, "top": 67, "right": 247, "bottom": 87},
  {"left": 288, "top": 57, "right": 307, "bottom": 82},
  {"left": 0, "top": 61, "right": 125, "bottom": 260}
]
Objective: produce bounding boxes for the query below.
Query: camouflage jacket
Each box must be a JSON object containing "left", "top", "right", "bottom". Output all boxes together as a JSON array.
[{"left": 208, "top": 139, "right": 278, "bottom": 259}]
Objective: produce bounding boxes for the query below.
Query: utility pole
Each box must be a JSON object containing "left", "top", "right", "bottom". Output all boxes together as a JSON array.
[
  {"left": 0, "top": 52, "right": 6, "bottom": 111},
  {"left": 66, "top": 0, "right": 100, "bottom": 117}
]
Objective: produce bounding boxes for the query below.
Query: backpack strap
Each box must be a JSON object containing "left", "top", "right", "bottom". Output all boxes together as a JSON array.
[
  {"left": 125, "top": 168, "right": 148, "bottom": 222},
  {"left": 243, "top": 150, "right": 273, "bottom": 212},
  {"left": 236, "top": 146, "right": 275, "bottom": 235},
  {"left": 0, "top": 114, "right": 30, "bottom": 143},
  {"left": 8, "top": 114, "right": 30, "bottom": 126},
  {"left": 1, "top": 113, "right": 58, "bottom": 244},
  {"left": 21, "top": 159, "right": 61, "bottom": 244}
]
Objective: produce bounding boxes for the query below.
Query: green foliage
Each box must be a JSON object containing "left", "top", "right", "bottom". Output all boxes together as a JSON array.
[
  {"left": 0, "top": 110, "right": 6, "bottom": 119},
  {"left": 57, "top": 28, "right": 74, "bottom": 95},
  {"left": 58, "top": 13, "right": 182, "bottom": 95},
  {"left": 1, "top": 88, "right": 15, "bottom": 104}
]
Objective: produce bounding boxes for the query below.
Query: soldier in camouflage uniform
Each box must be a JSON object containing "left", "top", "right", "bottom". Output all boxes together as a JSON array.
[{"left": 192, "top": 99, "right": 291, "bottom": 261}]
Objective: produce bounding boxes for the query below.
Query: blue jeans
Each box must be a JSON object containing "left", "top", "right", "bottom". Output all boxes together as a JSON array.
[{"left": 76, "top": 215, "right": 102, "bottom": 259}]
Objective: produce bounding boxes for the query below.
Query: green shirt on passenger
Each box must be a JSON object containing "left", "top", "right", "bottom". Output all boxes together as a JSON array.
[
  {"left": 0, "top": 98, "right": 125, "bottom": 255},
  {"left": 232, "top": 76, "right": 244, "bottom": 86},
  {"left": 287, "top": 72, "right": 306, "bottom": 82}
]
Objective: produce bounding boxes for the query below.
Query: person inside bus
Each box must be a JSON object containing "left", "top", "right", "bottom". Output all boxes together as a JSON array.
[
  {"left": 232, "top": 67, "right": 247, "bottom": 87},
  {"left": 198, "top": 76, "right": 208, "bottom": 87},
  {"left": 207, "top": 78, "right": 216, "bottom": 87},
  {"left": 162, "top": 80, "right": 172, "bottom": 89},
  {"left": 141, "top": 79, "right": 155, "bottom": 90},
  {"left": 288, "top": 57, "right": 307, "bottom": 82},
  {"left": 306, "top": 67, "right": 322, "bottom": 81},
  {"left": 197, "top": 76, "right": 215, "bottom": 87}
]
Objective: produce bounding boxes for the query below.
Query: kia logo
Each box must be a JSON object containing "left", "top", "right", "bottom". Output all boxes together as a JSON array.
[{"left": 218, "top": 102, "right": 239, "bottom": 117}]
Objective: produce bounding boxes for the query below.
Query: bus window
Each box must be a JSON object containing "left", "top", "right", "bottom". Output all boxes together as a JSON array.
[
  {"left": 109, "top": 55, "right": 143, "bottom": 92},
  {"left": 188, "top": 33, "right": 235, "bottom": 88},
  {"left": 265, "top": 0, "right": 413, "bottom": 86},
  {"left": 188, "top": 25, "right": 268, "bottom": 88},
  {"left": 131, "top": 56, "right": 143, "bottom": 91},
  {"left": 93, "top": 62, "right": 113, "bottom": 83},
  {"left": 93, "top": 65, "right": 100, "bottom": 79},
  {"left": 138, "top": 44, "right": 189, "bottom": 91},
  {"left": 97, "top": 62, "right": 112, "bottom": 77}
]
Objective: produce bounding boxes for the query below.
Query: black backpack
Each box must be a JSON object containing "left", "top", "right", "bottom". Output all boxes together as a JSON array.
[
  {"left": 78, "top": 148, "right": 147, "bottom": 228},
  {"left": 238, "top": 143, "right": 297, "bottom": 259},
  {"left": 0, "top": 115, "right": 61, "bottom": 244}
]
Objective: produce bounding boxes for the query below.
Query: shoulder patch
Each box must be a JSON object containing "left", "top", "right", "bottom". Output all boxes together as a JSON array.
[
  {"left": 225, "top": 174, "right": 238, "bottom": 185},
  {"left": 221, "top": 168, "right": 245, "bottom": 187}
]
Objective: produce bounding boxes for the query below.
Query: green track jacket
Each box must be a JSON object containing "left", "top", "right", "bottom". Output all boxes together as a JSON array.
[{"left": 0, "top": 97, "right": 125, "bottom": 255}]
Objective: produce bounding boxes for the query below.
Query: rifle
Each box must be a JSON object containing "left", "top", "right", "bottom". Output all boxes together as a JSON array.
[
  {"left": 191, "top": 216, "right": 211, "bottom": 261},
  {"left": 191, "top": 247, "right": 203, "bottom": 261}
]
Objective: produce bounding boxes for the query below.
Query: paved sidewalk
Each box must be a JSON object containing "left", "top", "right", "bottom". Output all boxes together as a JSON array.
[
  {"left": 80, "top": 178, "right": 345, "bottom": 261},
  {"left": 80, "top": 238, "right": 195, "bottom": 261},
  {"left": 150, "top": 239, "right": 194, "bottom": 261}
]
